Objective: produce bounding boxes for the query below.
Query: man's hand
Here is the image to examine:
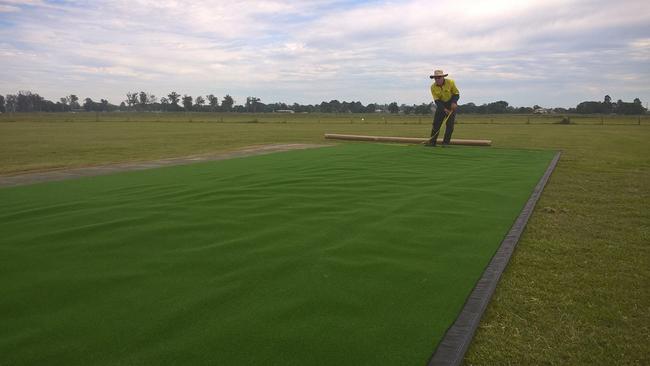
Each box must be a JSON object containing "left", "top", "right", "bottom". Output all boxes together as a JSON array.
[{"left": 444, "top": 103, "right": 458, "bottom": 115}]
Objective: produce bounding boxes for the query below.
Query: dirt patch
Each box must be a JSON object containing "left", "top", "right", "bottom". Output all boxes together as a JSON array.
[{"left": 0, "top": 143, "right": 333, "bottom": 188}]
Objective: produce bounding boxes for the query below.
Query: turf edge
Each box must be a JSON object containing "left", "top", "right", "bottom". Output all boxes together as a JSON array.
[{"left": 427, "top": 151, "right": 562, "bottom": 366}]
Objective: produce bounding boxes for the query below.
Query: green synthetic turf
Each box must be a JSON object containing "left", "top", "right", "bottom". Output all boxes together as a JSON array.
[{"left": 0, "top": 143, "right": 555, "bottom": 365}]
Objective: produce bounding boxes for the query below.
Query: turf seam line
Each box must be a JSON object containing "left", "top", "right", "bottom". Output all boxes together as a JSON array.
[{"left": 427, "top": 151, "right": 561, "bottom": 366}]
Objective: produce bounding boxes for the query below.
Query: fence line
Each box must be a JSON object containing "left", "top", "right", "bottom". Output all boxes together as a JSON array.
[{"left": 0, "top": 112, "right": 648, "bottom": 126}]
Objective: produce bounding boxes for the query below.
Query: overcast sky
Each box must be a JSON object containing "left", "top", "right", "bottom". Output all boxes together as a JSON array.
[{"left": 1, "top": 0, "right": 649, "bottom": 108}]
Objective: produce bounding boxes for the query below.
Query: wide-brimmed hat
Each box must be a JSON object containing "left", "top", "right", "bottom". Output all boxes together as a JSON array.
[{"left": 429, "top": 69, "right": 448, "bottom": 79}]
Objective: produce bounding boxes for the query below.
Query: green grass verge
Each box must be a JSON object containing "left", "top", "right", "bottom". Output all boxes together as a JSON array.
[
  {"left": 1, "top": 113, "right": 648, "bottom": 364},
  {"left": 0, "top": 143, "right": 555, "bottom": 365}
]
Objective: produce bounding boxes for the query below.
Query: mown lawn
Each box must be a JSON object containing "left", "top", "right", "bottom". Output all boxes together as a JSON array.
[{"left": 1, "top": 113, "right": 648, "bottom": 364}]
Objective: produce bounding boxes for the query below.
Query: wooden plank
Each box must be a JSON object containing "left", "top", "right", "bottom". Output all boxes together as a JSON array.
[{"left": 324, "top": 134, "right": 492, "bottom": 146}]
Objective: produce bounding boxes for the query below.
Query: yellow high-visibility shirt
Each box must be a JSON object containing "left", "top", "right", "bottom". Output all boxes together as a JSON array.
[{"left": 430, "top": 78, "right": 459, "bottom": 102}]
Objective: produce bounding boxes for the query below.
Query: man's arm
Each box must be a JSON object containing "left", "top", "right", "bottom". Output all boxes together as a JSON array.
[
  {"left": 432, "top": 85, "right": 446, "bottom": 113},
  {"left": 449, "top": 94, "right": 460, "bottom": 113},
  {"left": 449, "top": 81, "right": 460, "bottom": 112}
]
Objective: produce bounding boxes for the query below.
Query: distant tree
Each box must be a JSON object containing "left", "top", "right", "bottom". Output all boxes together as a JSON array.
[
  {"left": 603, "top": 95, "right": 613, "bottom": 113},
  {"left": 400, "top": 104, "right": 414, "bottom": 114},
  {"left": 388, "top": 102, "right": 399, "bottom": 114},
  {"left": 138, "top": 91, "right": 155, "bottom": 109},
  {"left": 364, "top": 103, "right": 377, "bottom": 113},
  {"left": 576, "top": 101, "right": 602, "bottom": 114},
  {"left": 616, "top": 100, "right": 646, "bottom": 115},
  {"left": 100, "top": 99, "right": 109, "bottom": 112},
  {"left": 329, "top": 100, "right": 342, "bottom": 113},
  {"left": 415, "top": 102, "right": 433, "bottom": 114},
  {"left": 339, "top": 101, "right": 356, "bottom": 113},
  {"left": 69, "top": 94, "right": 80, "bottom": 109},
  {"left": 339, "top": 101, "right": 349, "bottom": 113},
  {"left": 319, "top": 101, "right": 330, "bottom": 113},
  {"left": 206, "top": 94, "right": 218, "bottom": 111},
  {"left": 271, "top": 102, "right": 290, "bottom": 112},
  {"left": 245, "top": 96, "right": 261, "bottom": 112},
  {"left": 167, "top": 91, "right": 181, "bottom": 108},
  {"left": 473, "top": 104, "right": 486, "bottom": 114},
  {"left": 160, "top": 97, "right": 169, "bottom": 111},
  {"left": 126, "top": 92, "right": 138, "bottom": 109},
  {"left": 32, "top": 91, "right": 45, "bottom": 111},
  {"left": 15, "top": 91, "right": 47, "bottom": 112},
  {"left": 615, "top": 99, "right": 624, "bottom": 113},
  {"left": 246, "top": 97, "right": 256, "bottom": 112},
  {"left": 221, "top": 94, "right": 234, "bottom": 111},
  {"left": 458, "top": 102, "right": 478, "bottom": 113},
  {"left": 5, "top": 94, "right": 17, "bottom": 113},
  {"left": 83, "top": 97, "right": 95, "bottom": 111},
  {"left": 486, "top": 100, "right": 509, "bottom": 113},
  {"left": 574, "top": 97, "right": 645, "bottom": 114},
  {"left": 348, "top": 101, "right": 364, "bottom": 113},
  {"left": 58, "top": 97, "right": 70, "bottom": 111},
  {"left": 138, "top": 91, "right": 148, "bottom": 107},
  {"left": 194, "top": 96, "right": 205, "bottom": 110},
  {"left": 319, "top": 100, "right": 342, "bottom": 113},
  {"left": 0, "top": 95, "right": 5, "bottom": 113},
  {"left": 16, "top": 91, "right": 32, "bottom": 112},
  {"left": 182, "top": 95, "right": 193, "bottom": 110}
]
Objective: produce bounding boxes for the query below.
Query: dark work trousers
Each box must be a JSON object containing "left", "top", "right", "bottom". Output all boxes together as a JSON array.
[{"left": 430, "top": 109, "right": 456, "bottom": 145}]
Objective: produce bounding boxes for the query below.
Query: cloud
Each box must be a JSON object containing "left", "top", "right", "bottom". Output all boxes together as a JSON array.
[
  {"left": 0, "top": 0, "right": 649, "bottom": 107},
  {"left": 0, "top": 5, "right": 20, "bottom": 12},
  {"left": 0, "top": 0, "right": 44, "bottom": 5},
  {"left": 628, "top": 38, "right": 650, "bottom": 61}
]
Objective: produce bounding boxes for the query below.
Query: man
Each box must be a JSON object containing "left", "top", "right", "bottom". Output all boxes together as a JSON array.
[{"left": 426, "top": 69, "right": 459, "bottom": 147}]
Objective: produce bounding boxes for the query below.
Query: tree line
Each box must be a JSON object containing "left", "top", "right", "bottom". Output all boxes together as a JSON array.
[
  {"left": 0, "top": 91, "right": 646, "bottom": 115},
  {"left": 575, "top": 95, "right": 646, "bottom": 115}
]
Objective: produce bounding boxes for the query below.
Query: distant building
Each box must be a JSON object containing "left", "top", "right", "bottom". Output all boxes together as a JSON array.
[
  {"left": 533, "top": 108, "right": 551, "bottom": 114},
  {"left": 275, "top": 109, "right": 295, "bottom": 113}
]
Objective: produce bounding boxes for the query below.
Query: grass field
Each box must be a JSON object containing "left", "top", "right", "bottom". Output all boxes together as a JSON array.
[
  {"left": 0, "top": 143, "right": 555, "bottom": 365},
  {"left": 1, "top": 112, "right": 649, "bottom": 365},
  {"left": 0, "top": 113, "right": 648, "bottom": 175}
]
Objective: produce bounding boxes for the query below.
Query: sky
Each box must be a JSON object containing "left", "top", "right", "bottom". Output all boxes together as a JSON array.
[{"left": 1, "top": 0, "right": 649, "bottom": 108}]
